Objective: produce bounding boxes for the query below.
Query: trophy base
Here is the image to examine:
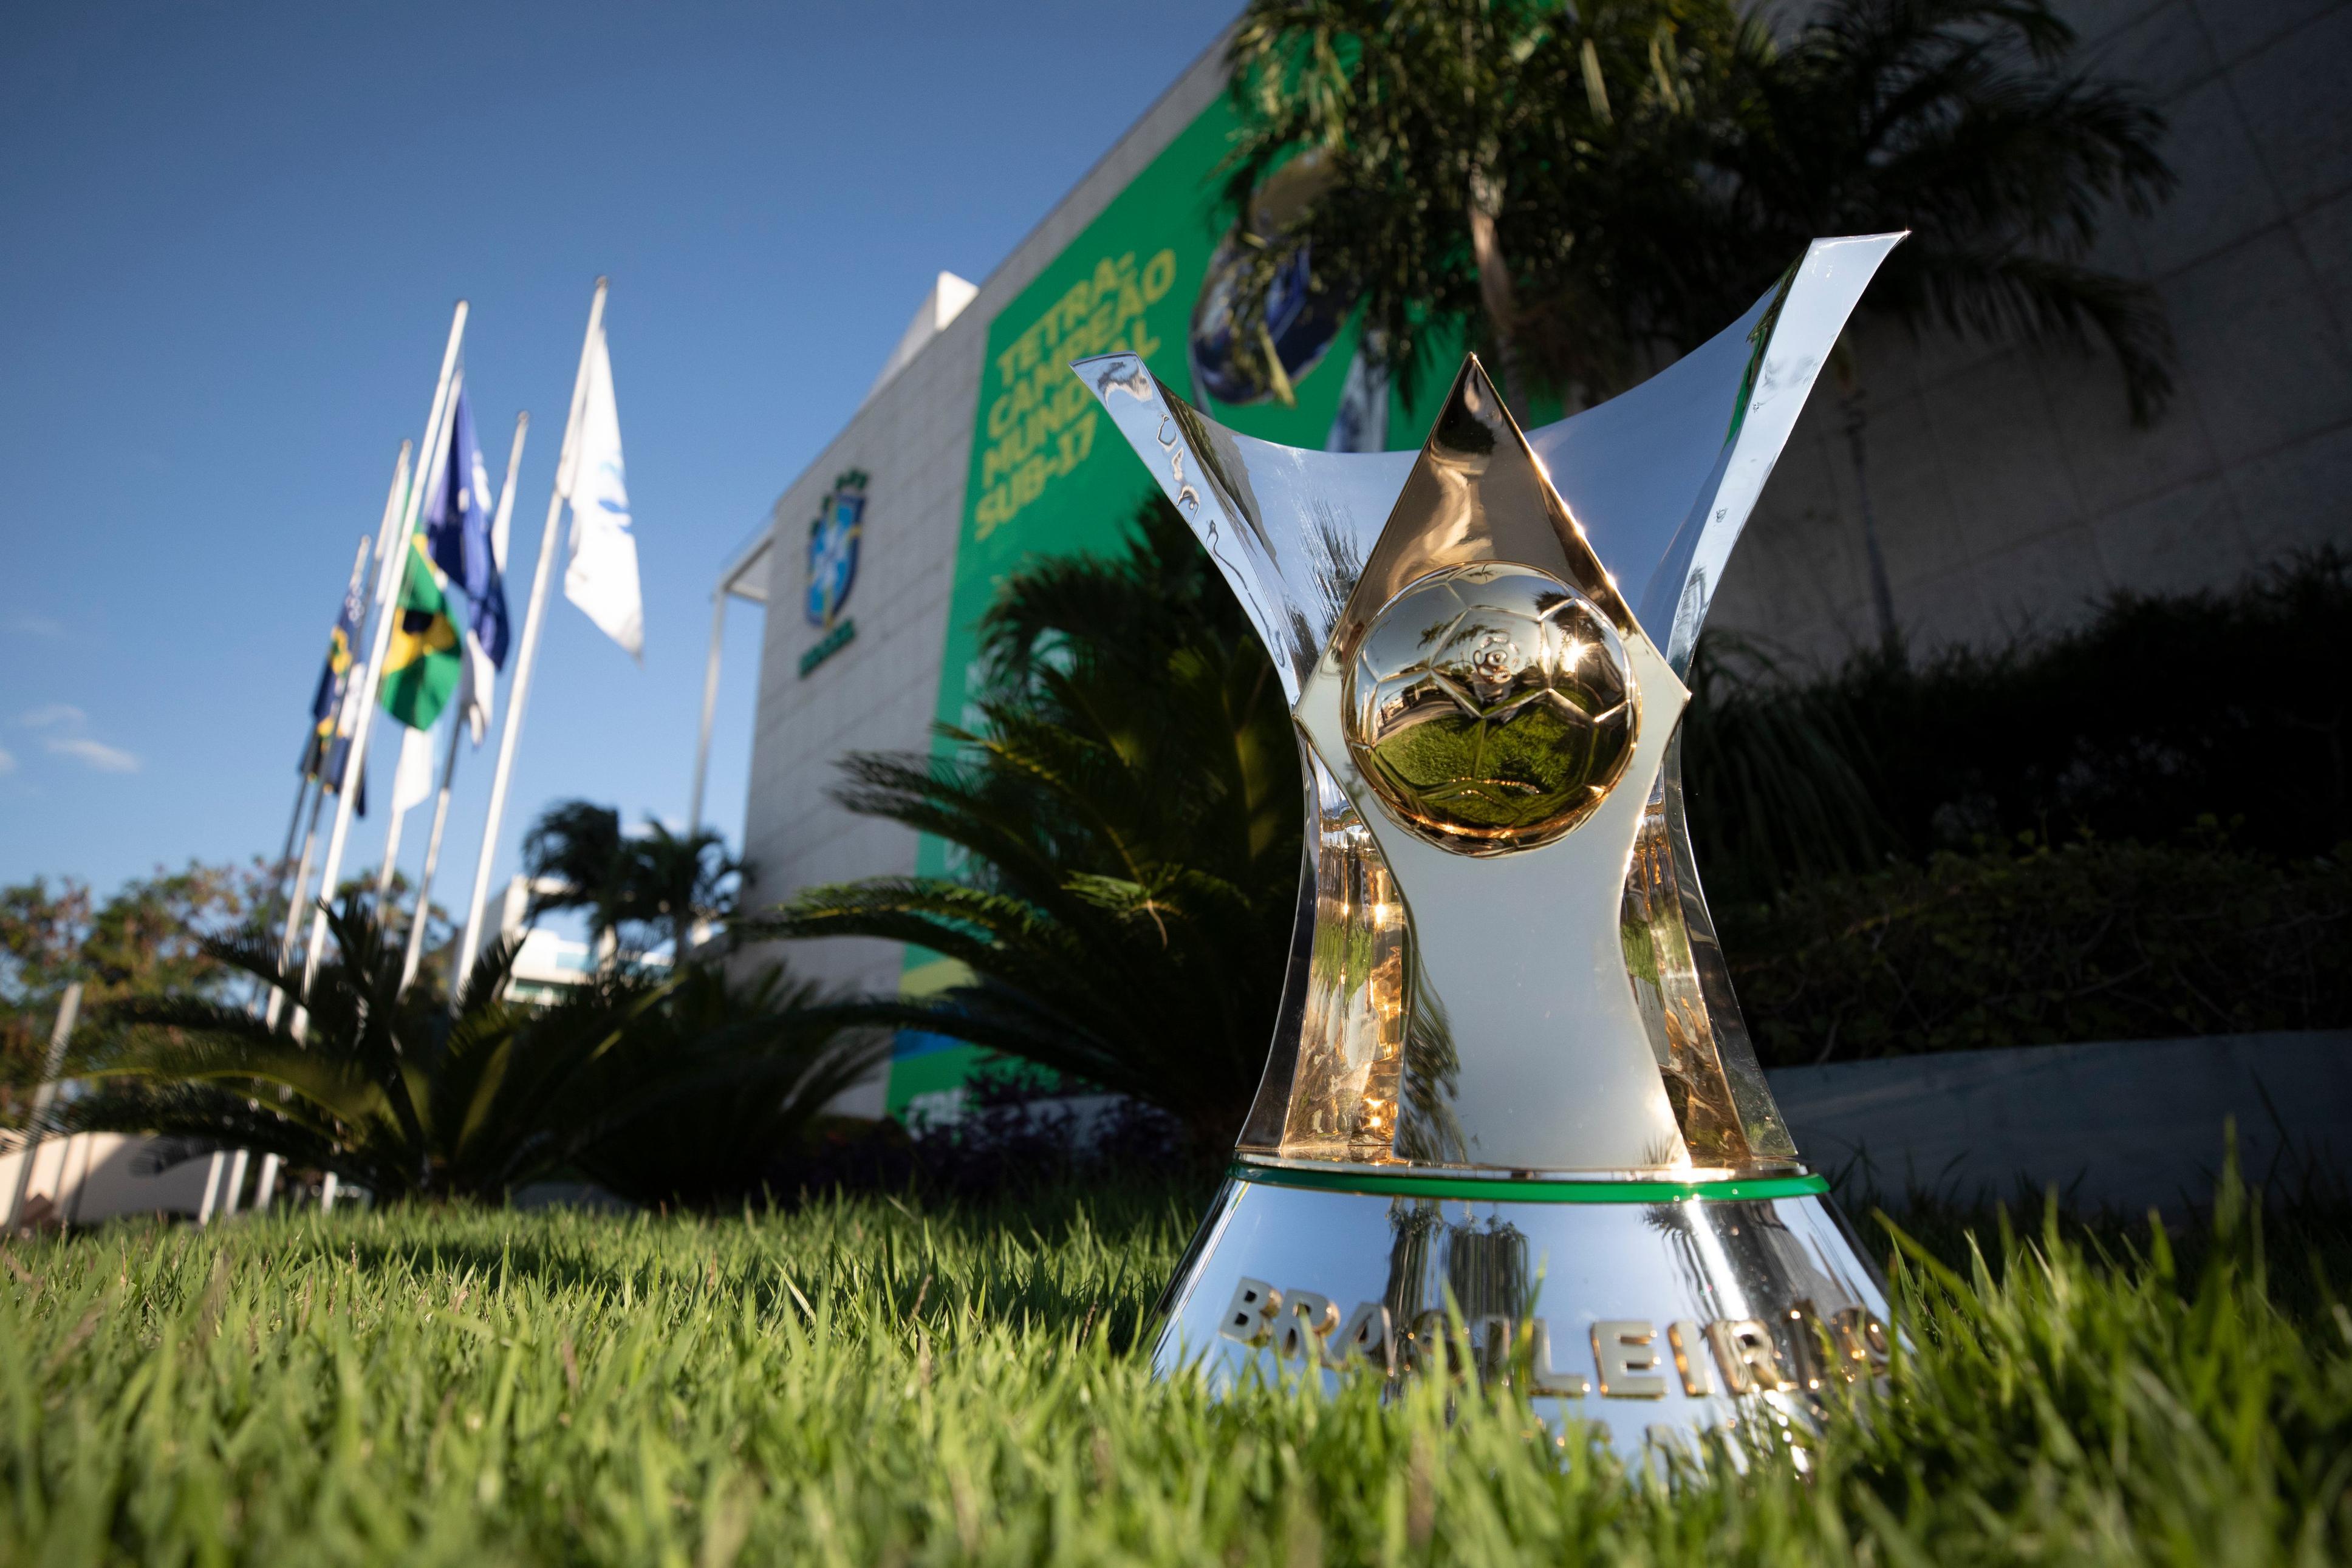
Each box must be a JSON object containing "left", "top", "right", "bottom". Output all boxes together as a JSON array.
[{"left": 1154, "top": 1163, "right": 1893, "bottom": 1461}]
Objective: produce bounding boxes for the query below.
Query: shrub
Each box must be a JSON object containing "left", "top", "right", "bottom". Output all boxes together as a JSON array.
[{"left": 1723, "top": 834, "right": 2352, "bottom": 1065}]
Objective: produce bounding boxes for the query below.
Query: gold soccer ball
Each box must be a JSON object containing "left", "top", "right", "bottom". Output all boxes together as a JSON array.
[{"left": 1343, "top": 564, "right": 1637, "bottom": 854}]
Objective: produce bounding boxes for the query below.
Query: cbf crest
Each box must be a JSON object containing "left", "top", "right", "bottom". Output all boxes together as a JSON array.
[{"left": 805, "top": 469, "right": 867, "bottom": 630}]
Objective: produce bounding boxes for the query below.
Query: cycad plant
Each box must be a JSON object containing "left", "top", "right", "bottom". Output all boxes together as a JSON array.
[
  {"left": 53, "top": 897, "right": 878, "bottom": 1204},
  {"left": 744, "top": 498, "right": 1301, "bottom": 1153}
]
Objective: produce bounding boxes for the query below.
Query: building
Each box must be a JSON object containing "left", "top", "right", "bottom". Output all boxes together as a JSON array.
[{"left": 718, "top": 4, "right": 2352, "bottom": 1119}]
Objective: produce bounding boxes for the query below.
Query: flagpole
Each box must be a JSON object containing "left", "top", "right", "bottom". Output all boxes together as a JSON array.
[
  {"left": 454, "top": 279, "right": 606, "bottom": 1003},
  {"left": 689, "top": 590, "right": 726, "bottom": 835},
  {"left": 372, "top": 365, "right": 466, "bottom": 908},
  {"left": 401, "top": 409, "right": 529, "bottom": 997},
  {"left": 266, "top": 474, "right": 408, "bottom": 1032},
  {"left": 256, "top": 766, "right": 314, "bottom": 1014},
  {"left": 296, "top": 302, "right": 468, "bottom": 1038},
  {"left": 263, "top": 786, "right": 327, "bottom": 1030}
]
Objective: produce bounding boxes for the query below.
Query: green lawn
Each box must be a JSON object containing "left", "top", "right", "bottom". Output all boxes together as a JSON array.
[{"left": 4, "top": 1176, "right": 2348, "bottom": 1566}]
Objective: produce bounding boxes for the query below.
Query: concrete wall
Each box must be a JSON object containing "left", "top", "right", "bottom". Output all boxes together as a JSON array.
[
  {"left": 1770, "top": 1029, "right": 2352, "bottom": 1215},
  {"left": 736, "top": 44, "right": 1231, "bottom": 1111},
  {"left": 1715, "top": 0, "right": 2352, "bottom": 664}
]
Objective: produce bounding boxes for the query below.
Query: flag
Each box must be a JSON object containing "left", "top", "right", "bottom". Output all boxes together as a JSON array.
[
  {"left": 391, "top": 721, "right": 436, "bottom": 816},
  {"left": 424, "top": 389, "right": 509, "bottom": 741},
  {"left": 562, "top": 329, "right": 644, "bottom": 659},
  {"left": 301, "top": 542, "right": 369, "bottom": 779},
  {"left": 323, "top": 652, "right": 369, "bottom": 817},
  {"left": 378, "top": 529, "right": 462, "bottom": 730}
]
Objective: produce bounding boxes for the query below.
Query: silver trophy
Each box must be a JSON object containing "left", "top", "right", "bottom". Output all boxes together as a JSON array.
[{"left": 1074, "top": 235, "right": 1903, "bottom": 1456}]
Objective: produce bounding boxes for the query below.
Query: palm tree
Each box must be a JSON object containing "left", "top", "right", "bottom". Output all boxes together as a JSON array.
[
  {"left": 570, "top": 963, "right": 884, "bottom": 1207},
  {"left": 627, "top": 822, "right": 740, "bottom": 963},
  {"left": 520, "top": 800, "right": 629, "bottom": 956},
  {"left": 1226, "top": 0, "right": 2173, "bottom": 656},
  {"left": 740, "top": 497, "right": 1301, "bottom": 1153},
  {"left": 1221, "top": 0, "right": 1735, "bottom": 416},
  {"left": 51, "top": 896, "right": 879, "bottom": 1203},
  {"left": 522, "top": 803, "right": 740, "bottom": 963},
  {"left": 1524, "top": 0, "right": 2177, "bottom": 656}
]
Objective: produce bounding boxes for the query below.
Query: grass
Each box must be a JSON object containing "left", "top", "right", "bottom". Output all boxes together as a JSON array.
[{"left": 4, "top": 1173, "right": 2350, "bottom": 1566}]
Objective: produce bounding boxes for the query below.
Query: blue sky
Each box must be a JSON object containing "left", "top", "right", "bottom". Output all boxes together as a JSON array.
[{"left": 0, "top": 0, "right": 1236, "bottom": 906}]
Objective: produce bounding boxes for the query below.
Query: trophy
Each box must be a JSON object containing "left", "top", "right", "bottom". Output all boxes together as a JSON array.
[{"left": 1073, "top": 235, "right": 1905, "bottom": 1455}]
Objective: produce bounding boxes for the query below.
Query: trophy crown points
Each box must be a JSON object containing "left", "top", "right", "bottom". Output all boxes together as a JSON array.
[{"left": 1070, "top": 238, "right": 1904, "bottom": 1176}]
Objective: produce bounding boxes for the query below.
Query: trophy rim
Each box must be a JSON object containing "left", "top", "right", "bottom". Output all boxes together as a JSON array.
[{"left": 1231, "top": 1155, "right": 1822, "bottom": 1200}]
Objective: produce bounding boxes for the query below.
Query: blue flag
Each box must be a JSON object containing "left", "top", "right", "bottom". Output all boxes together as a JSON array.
[
  {"left": 302, "top": 543, "right": 368, "bottom": 793},
  {"left": 423, "top": 387, "right": 511, "bottom": 740}
]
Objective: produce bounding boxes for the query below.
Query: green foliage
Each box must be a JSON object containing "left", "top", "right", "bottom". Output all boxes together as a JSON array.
[
  {"left": 1223, "top": 0, "right": 2175, "bottom": 417},
  {"left": 1684, "top": 550, "right": 2352, "bottom": 905},
  {"left": 1582, "top": 0, "right": 2178, "bottom": 418},
  {"left": 748, "top": 498, "right": 1301, "bottom": 1153},
  {"left": 0, "top": 860, "right": 272, "bottom": 1127},
  {"left": 1825, "top": 550, "right": 2352, "bottom": 865},
  {"left": 2, "top": 1174, "right": 2348, "bottom": 1564},
  {"left": 1679, "top": 633, "right": 1891, "bottom": 904},
  {"left": 1222, "top": 0, "right": 1733, "bottom": 407},
  {"left": 1723, "top": 836, "right": 2352, "bottom": 1066},
  {"left": 53, "top": 899, "right": 881, "bottom": 1205},
  {"left": 522, "top": 804, "right": 740, "bottom": 961}
]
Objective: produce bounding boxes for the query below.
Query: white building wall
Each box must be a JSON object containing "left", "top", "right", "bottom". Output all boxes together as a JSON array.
[
  {"left": 1714, "top": 0, "right": 2352, "bottom": 663},
  {"left": 734, "top": 43, "right": 1230, "bottom": 1111}
]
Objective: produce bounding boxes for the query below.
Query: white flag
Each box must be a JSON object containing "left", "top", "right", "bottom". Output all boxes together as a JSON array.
[
  {"left": 457, "top": 629, "right": 496, "bottom": 745},
  {"left": 562, "top": 329, "right": 644, "bottom": 659},
  {"left": 392, "top": 721, "right": 436, "bottom": 816}
]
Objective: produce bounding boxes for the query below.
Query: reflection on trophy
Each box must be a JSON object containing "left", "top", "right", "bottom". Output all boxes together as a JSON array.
[{"left": 1075, "top": 234, "right": 1906, "bottom": 1457}]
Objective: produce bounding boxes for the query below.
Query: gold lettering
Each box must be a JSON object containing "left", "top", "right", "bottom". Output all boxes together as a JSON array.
[
  {"left": 1141, "top": 247, "right": 1177, "bottom": 302},
  {"left": 1528, "top": 1318, "right": 1590, "bottom": 1397},
  {"left": 1273, "top": 1291, "right": 1338, "bottom": 1360},
  {"left": 1217, "top": 1278, "right": 1282, "bottom": 1346},
  {"left": 1667, "top": 1320, "right": 1715, "bottom": 1396},
  {"left": 1592, "top": 1320, "right": 1667, "bottom": 1399},
  {"left": 1333, "top": 1301, "right": 1392, "bottom": 1372},
  {"left": 1706, "top": 1318, "right": 1787, "bottom": 1394}
]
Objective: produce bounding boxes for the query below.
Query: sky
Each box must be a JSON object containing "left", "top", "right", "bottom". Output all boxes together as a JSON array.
[{"left": 0, "top": 0, "right": 1239, "bottom": 912}]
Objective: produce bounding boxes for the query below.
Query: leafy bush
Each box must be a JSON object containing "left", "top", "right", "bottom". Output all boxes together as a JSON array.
[
  {"left": 1724, "top": 835, "right": 2352, "bottom": 1065},
  {"left": 1688, "top": 551, "right": 2352, "bottom": 891},
  {"left": 53, "top": 898, "right": 881, "bottom": 1204}
]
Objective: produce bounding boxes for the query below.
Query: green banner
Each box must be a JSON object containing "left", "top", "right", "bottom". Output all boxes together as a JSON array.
[{"left": 888, "top": 97, "right": 1448, "bottom": 1118}]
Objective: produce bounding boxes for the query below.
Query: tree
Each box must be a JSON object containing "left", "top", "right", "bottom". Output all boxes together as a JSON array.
[
  {"left": 521, "top": 800, "right": 630, "bottom": 955},
  {"left": 743, "top": 497, "right": 1302, "bottom": 1153},
  {"left": 627, "top": 822, "right": 741, "bottom": 963},
  {"left": 1222, "top": 0, "right": 1743, "bottom": 415},
  {"left": 1, "top": 862, "right": 269, "bottom": 1126},
  {"left": 1527, "top": 0, "right": 2177, "bottom": 656},
  {"left": 521, "top": 803, "right": 740, "bottom": 962},
  {"left": 54, "top": 896, "right": 880, "bottom": 1204},
  {"left": 1226, "top": 0, "right": 2174, "bottom": 656}
]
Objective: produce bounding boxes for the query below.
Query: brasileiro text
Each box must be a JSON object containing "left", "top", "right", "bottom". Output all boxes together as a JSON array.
[
  {"left": 974, "top": 248, "right": 1178, "bottom": 541},
  {"left": 1217, "top": 1277, "right": 1892, "bottom": 1398}
]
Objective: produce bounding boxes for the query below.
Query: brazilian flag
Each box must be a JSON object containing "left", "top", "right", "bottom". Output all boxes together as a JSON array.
[{"left": 378, "top": 530, "right": 462, "bottom": 730}]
